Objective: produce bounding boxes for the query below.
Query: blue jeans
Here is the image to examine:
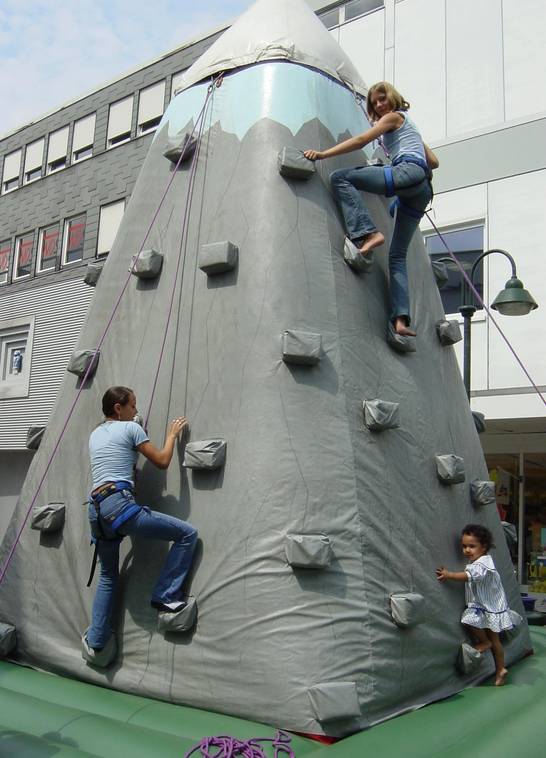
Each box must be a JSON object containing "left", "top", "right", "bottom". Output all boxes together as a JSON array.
[
  {"left": 87, "top": 489, "right": 198, "bottom": 648},
  {"left": 330, "top": 162, "right": 432, "bottom": 324}
]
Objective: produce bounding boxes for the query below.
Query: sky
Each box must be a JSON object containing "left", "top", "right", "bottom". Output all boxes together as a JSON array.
[{"left": 0, "top": 0, "right": 256, "bottom": 136}]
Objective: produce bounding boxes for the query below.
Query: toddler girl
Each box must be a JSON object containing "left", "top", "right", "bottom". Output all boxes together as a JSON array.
[{"left": 436, "top": 523, "right": 516, "bottom": 686}]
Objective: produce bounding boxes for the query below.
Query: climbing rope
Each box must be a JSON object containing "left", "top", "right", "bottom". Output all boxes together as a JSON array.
[
  {"left": 424, "top": 211, "right": 546, "bottom": 407},
  {"left": 184, "top": 730, "right": 295, "bottom": 758},
  {"left": 0, "top": 75, "right": 222, "bottom": 586}
]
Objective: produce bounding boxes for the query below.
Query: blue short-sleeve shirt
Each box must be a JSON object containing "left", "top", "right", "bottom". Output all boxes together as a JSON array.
[{"left": 89, "top": 420, "right": 149, "bottom": 489}]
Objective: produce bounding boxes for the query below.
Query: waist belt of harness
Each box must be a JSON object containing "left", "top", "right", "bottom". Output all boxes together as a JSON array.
[
  {"left": 392, "top": 153, "right": 432, "bottom": 178},
  {"left": 89, "top": 481, "right": 141, "bottom": 534}
]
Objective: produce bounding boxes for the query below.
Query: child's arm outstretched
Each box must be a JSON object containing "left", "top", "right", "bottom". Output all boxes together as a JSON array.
[
  {"left": 436, "top": 566, "right": 467, "bottom": 582},
  {"left": 304, "top": 112, "right": 402, "bottom": 161}
]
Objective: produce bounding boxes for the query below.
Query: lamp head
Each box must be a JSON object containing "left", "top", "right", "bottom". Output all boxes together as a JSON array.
[{"left": 490, "top": 276, "right": 538, "bottom": 316}]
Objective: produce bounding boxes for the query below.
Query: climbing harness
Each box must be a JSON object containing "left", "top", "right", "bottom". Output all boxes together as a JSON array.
[
  {"left": 86, "top": 481, "right": 141, "bottom": 586},
  {"left": 0, "top": 73, "right": 223, "bottom": 586},
  {"left": 184, "top": 730, "right": 295, "bottom": 758}
]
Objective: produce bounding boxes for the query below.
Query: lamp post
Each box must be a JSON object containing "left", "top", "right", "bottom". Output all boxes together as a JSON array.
[{"left": 434, "top": 249, "right": 538, "bottom": 400}]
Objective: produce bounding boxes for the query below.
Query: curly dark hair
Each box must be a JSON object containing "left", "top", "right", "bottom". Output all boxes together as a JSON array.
[
  {"left": 461, "top": 523, "right": 494, "bottom": 550},
  {"left": 101, "top": 386, "right": 134, "bottom": 417}
]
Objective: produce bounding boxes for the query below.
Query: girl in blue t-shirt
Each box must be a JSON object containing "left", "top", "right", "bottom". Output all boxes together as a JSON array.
[
  {"left": 85, "top": 386, "right": 197, "bottom": 662},
  {"left": 304, "top": 81, "right": 439, "bottom": 338}
]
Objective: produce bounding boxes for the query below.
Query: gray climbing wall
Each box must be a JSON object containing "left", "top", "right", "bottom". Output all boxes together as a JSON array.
[{"left": 0, "top": 0, "right": 530, "bottom": 739}]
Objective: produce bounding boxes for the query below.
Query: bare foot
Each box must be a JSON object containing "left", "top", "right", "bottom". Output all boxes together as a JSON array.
[
  {"left": 359, "top": 231, "right": 385, "bottom": 256},
  {"left": 474, "top": 641, "right": 492, "bottom": 653},
  {"left": 494, "top": 668, "right": 508, "bottom": 686},
  {"left": 393, "top": 317, "right": 417, "bottom": 337}
]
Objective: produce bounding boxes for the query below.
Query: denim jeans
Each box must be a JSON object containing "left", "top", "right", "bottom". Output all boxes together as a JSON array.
[
  {"left": 87, "top": 489, "right": 198, "bottom": 648},
  {"left": 330, "top": 162, "right": 432, "bottom": 324}
]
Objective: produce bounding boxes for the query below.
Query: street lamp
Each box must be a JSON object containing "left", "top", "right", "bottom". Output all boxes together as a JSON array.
[{"left": 435, "top": 249, "right": 538, "bottom": 400}]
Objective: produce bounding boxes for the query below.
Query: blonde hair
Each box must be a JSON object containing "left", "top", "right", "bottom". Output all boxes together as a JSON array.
[{"left": 366, "top": 82, "right": 410, "bottom": 121}]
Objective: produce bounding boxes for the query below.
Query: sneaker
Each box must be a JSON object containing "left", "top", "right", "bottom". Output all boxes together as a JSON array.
[{"left": 150, "top": 600, "right": 187, "bottom": 614}]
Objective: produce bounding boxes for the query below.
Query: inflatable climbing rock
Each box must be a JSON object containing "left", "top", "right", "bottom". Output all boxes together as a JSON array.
[{"left": 0, "top": 0, "right": 530, "bottom": 739}]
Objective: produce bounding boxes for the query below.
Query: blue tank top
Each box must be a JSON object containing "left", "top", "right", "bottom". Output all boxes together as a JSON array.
[
  {"left": 382, "top": 112, "right": 426, "bottom": 163},
  {"left": 89, "top": 420, "right": 149, "bottom": 489}
]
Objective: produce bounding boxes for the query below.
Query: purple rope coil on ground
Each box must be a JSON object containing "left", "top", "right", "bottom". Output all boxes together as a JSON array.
[{"left": 184, "top": 729, "right": 295, "bottom": 758}]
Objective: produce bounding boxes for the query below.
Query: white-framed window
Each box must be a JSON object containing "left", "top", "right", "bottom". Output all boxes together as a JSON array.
[
  {"left": 62, "top": 214, "right": 86, "bottom": 265},
  {"left": 47, "top": 126, "right": 69, "bottom": 173},
  {"left": 72, "top": 113, "right": 96, "bottom": 162},
  {"left": 37, "top": 224, "right": 60, "bottom": 272},
  {"left": 13, "top": 233, "right": 34, "bottom": 280},
  {"left": 344, "top": 0, "right": 384, "bottom": 22},
  {"left": 2, "top": 150, "right": 21, "bottom": 193},
  {"left": 24, "top": 138, "right": 44, "bottom": 183},
  {"left": 0, "top": 240, "right": 11, "bottom": 285},
  {"left": 0, "top": 316, "right": 35, "bottom": 400},
  {"left": 425, "top": 223, "right": 485, "bottom": 316},
  {"left": 96, "top": 199, "right": 125, "bottom": 257},
  {"left": 171, "top": 70, "right": 186, "bottom": 100},
  {"left": 138, "top": 81, "right": 166, "bottom": 135},
  {"left": 107, "top": 96, "right": 134, "bottom": 148}
]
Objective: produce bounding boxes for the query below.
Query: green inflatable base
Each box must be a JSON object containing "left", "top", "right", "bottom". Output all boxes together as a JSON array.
[{"left": 1, "top": 627, "right": 544, "bottom": 757}]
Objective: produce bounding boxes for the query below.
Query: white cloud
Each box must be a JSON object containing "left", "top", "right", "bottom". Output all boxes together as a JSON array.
[{"left": 0, "top": 0, "right": 254, "bottom": 135}]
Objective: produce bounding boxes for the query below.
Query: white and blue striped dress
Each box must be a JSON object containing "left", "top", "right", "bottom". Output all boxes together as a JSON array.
[{"left": 462, "top": 554, "right": 515, "bottom": 632}]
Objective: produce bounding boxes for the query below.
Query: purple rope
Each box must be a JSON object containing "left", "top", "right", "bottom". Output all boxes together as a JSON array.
[
  {"left": 425, "top": 212, "right": 546, "bottom": 406},
  {"left": 143, "top": 76, "right": 220, "bottom": 428},
  {"left": 184, "top": 730, "right": 295, "bottom": 758},
  {"left": 0, "top": 81, "right": 217, "bottom": 586}
]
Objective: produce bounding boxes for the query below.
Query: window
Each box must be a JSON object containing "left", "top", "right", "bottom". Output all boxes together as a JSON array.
[
  {"left": 62, "top": 215, "right": 86, "bottom": 265},
  {"left": 2, "top": 150, "right": 21, "bottom": 193},
  {"left": 319, "top": 7, "right": 340, "bottom": 29},
  {"left": 47, "top": 126, "right": 69, "bottom": 173},
  {"left": 37, "top": 224, "right": 60, "bottom": 272},
  {"left": 0, "top": 240, "right": 11, "bottom": 285},
  {"left": 0, "top": 316, "right": 35, "bottom": 399},
  {"left": 13, "top": 234, "right": 34, "bottom": 280},
  {"left": 73, "top": 114, "right": 96, "bottom": 162},
  {"left": 138, "top": 81, "right": 166, "bottom": 135},
  {"left": 171, "top": 70, "right": 186, "bottom": 99},
  {"left": 344, "top": 0, "right": 384, "bottom": 22},
  {"left": 107, "top": 96, "right": 134, "bottom": 148},
  {"left": 425, "top": 224, "right": 484, "bottom": 315},
  {"left": 24, "top": 138, "right": 44, "bottom": 183},
  {"left": 96, "top": 200, "right": 125, "bottom": 256}
]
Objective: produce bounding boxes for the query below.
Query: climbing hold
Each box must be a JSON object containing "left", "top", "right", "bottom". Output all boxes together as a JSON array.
[
  {"left": 436, "top": 319, "right": 462, "bottom": 346},
  {"left": 387, "top": 322, "right": 416, "bottom": 353},
  {"left": 199, "top": 241, "right": 238, "bottom": 275},
  {"left": 472, "top": 411, "right": 486, "bottom": 434},
  {"left": 157, "top": 596, "right": 197, "bottom": 633},
  {"left": 81, "top": 631, "right": 117, "bottom": 668},
  {"left": 282, "top": 329, "right": 322, "bottom": 366},
  {"left": 0, "top": 623, "right": 16, "bottom": 658},
  {"left": 25, "top": 426, "right": 46, "bottom": 451},
  {"left": 83, "top": 262, "right": 103, "bottom": 287},
  {"left": 31, "top": 503, "right": 65, "bottom": 533},
  {"left": 456, "top": 642, "right": 483, "bottom": 675},
  {"left": 131, "top": 249, "right": 164, "bottom": 279},
  {"left": 183, "top": 439, "right": 226, "bottom": 470},
  {"left": 390, "top": 593, "right": 426, "bottom": 628},
  {"left": 67, "top": 350, "right": 100, "bottom": 379},
  {"left": 278, "top": 147, "right": 315, "bottom": 180},
  {"left": 285, "top": 533, "right": 332, "bottom": 569},
  {"left": 435, "top": 454, "right": 465, "bottom": 484},
  {"left": 308, "top": 682, "right": 360, "bottom": 722},
  {"left": 431, "top": 259, "right": 449, "bottom": 289},
  {"left": 363, "top": 399, "right": 400, "bottom": 431},
  {"left": 343, "top": 238, "right": 373, "bottom": 273},
  {"left": 163, "top": 132, "right": 197, "bottom": 164},
  {"left": 470, "top": 480, "right": 496, "bottom": 508}
]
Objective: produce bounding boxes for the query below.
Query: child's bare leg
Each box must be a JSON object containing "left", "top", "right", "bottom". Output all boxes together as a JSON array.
[
  {"left": 469, "top": 627, "right": 492, "bottom": 653},
  {"left": 393, "top": 316, "right": 417, "bottom": 337},
  {"left": 359, "top": 230, "right": 385, "bottom": 256},
  {"left": 486, "top": 630, "right": 508, "bottom": 685}
]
